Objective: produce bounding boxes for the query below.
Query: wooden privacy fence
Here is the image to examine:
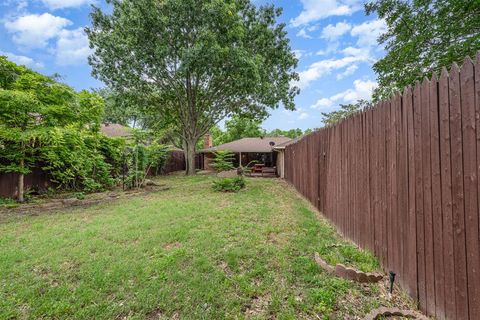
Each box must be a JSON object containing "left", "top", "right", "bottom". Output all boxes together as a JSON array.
[
  {"left": 0, "top": 169, "right": 51, "bottom": 198},
  {"left": 161, "top": 150, "right": 186, "bottom": 174},
  {"left": 0, "top": 151, "right": 186, "bottom": 199},
  {"left": 284, "top": 54, "right": 480, "bottom": 320}
]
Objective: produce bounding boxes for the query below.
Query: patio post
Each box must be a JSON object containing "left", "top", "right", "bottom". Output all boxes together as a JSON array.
[{"left": 239, "top": 152, "right": 242, "bottom": 167}]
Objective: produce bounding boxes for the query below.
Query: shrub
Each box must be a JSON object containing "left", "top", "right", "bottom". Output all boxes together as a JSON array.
[
  {"left": 212, "top": 176, "right": 246, "bottom": 192},
  {"left": 122, "top": 141, "right": 169, "bottom": 189},
  {"left": 211, "top": 150, "right": 235, "bottom": 172},
  {"left": 40, "top": 128, "right": 117, "bottom": 192}
]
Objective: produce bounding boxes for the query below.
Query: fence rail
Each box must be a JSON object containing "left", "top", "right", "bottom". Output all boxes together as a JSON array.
[{"left": 284, "top": 53, "right": 480, "bottom": 320}]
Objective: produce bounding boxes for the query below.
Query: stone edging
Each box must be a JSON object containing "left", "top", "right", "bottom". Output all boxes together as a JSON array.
[
  {"left": 314, "top": 252, "right": 383, "bottom": 283},
  {"left": 363, "top": 307, "right": 429, "bottom": 320}
]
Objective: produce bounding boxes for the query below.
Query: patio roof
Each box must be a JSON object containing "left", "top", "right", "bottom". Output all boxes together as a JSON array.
[
  {"left": 200, "top": 137, "right": 292, "bottom": 153},
  {"left": 272, "top": 137, "right": 300, "bottom": 150}
]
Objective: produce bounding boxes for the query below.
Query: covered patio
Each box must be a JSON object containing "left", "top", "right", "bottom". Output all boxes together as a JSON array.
[{"left": 198, "top": 136, "right": 292, "bottom": 176}]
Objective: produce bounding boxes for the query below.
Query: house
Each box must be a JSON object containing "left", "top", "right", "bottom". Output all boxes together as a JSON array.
[
  {"left": 272, "top": 138, "right": 298, "bottom": 178},
  {"left": 199, "top": 135, "right": 292, "bottom": 175}
]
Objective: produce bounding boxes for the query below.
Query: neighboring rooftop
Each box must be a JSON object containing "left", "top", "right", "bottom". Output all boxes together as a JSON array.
[
  {"left": 100, "top": 123, "right": 133, "bottom": 138},
  {"left": 200, "top": 137, "right": 292, "bottom": 153},
  {"left": 272, "top": 137, "right": 300, "bottom": 150}
]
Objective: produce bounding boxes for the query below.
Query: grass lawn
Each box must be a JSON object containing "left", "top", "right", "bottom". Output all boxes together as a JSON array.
[{"left": 0, "top": 175, "right": 415, "bottom": 319}]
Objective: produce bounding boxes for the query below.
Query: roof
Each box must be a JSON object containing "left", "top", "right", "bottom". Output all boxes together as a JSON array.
[
  {"left": 200, "top": 137, "right": 292, "bottom": 153},
  {"left": 272, "top": 137, "right": 300, "bottom": 150},
  {"left": 100, "top": 123, "right": 133, "bottom": 138}
]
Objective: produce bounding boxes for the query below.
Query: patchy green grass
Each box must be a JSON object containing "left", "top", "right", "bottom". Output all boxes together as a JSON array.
[
  {"left": 0, "top": 175, "right": 415, "bottom": 319},
  {"left": 0, "top": 197, "right": 18, "bottom": 209}
]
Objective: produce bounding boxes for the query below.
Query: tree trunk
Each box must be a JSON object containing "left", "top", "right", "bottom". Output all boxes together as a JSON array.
[
  {"left": 18, "top": 159, "right": 25, "bottom": 203},
  {"left": 185, "top": 139, "right": 196, "bottom": 175}
]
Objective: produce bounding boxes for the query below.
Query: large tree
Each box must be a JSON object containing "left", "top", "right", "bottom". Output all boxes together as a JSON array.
[
  {"left": 366, "top": 0, "right": 480, "bottom": 101},
  {"left": 87, "top": 0, "right": 299, "bottom": 175},
  {"left": 222, "top": 115, "right": 265, "bottom": 143}
]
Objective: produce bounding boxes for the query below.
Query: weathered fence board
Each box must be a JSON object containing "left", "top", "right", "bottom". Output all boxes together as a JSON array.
[
  {"left": 1, "top": 150, "right": 186, "bottom": 199},
  {"left": 284, "top": 53, "right": 480, "bottom": 319}
]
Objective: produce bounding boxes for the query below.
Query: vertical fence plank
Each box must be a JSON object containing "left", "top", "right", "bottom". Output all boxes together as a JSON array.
[
  {"left": 373, "top": 104, "right": 382, "bottom": 258},
  {"left": 460, "top": 57, "right": 480, "bottom": 319},
  {"left": 439, "top": 67, "right": 456, "bottom": 320},
  {"left": 380, "top": 101, "right": 388, "bottom": 268},
  {"left": 366, "top": 109, "right": 375, "bottom": 252},
  {"left": 413, "top": 81, "right": 427, "bottom": 309},
  {"left": 405, "top": 86, "right": 418, "bottom": 300},
  {"left": 386, "top": 97, "right": 394, "bottom": 271},
  {"left": 420, "top": 77, "right": 436, "bottom": 316},
  {"left": 397, "top": 93, "right": 407, "bottom": 288},
  {"left": 475, "top": 52, "right": 480, "bottom": 320},
  {"left": 449, "top": 63, "right": 469, "bottom": 320},
  {"left": 430, "top": 73, "right": 445, "bottom": 320}
]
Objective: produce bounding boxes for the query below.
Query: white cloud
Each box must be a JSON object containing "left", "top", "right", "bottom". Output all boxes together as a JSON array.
[
  {"left": 293, "top": 50, "right": 313, "bottom": 60},
  {"left": 298, "top": 112, "right": 309, "bottom": 120},
  {"left": 316, "top": 42, "right": 340, "bottom": 56},
  {"left": 311, "top": 98, "right": 334, "bottom": 109},
  {"left": 283, "top": 107, "right": 309, "bottom": 120},
  {"left": 350, "top": 19, "right": 387, "bottom": 47},
  {"left": 342, "top": 46, "right": 368, "bottom": 58},
  {"left": 4, "top": 13, "right": 72, "bottom": 48},
  {"left": 55, "top": 28, "right": 92, "bottom": 65},
  {"left": 39, "top": 0, "right": 94, "bottom": 10},
  {"left": 297, "top": 54, "right": 369, "bottom": 89},
  {"left": 339, "top": 79, "right": 377, "bottom": 102},
  {"left": 336, "top": 64, "right": 358, "bottom": 79},
  {"left": 311, "top": 79, "right": 377, "bottom": 109},
  {"left": 291, "top": 0, "right": 361, "bottom": 27},
  {"left": 296, "top": 28, "right": 313, "bottom": 39},
  {"left": 0, "top": 51, "right": 43, "bottom": 69},
  {"left": 4, "top": 12, "right": 91, "bottom": 66},
  {"left": 321, "top": 22, "right": 351, "bottom": 41}
]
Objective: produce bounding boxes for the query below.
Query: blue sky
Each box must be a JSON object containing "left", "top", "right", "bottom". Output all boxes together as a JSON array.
[{"left": 0, "top": 0, "right": 386, "bottom": 131}]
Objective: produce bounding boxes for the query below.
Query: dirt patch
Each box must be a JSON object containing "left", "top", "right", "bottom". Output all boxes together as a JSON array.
[
  {"left": 145, "top": 308, "right": 164, "bottom": 320},
  {"left": 219, "top": 261, "right": 233, "bottom": 277},
  {"left": 243, "top": 293, "right": 272, "bottom": 318},
  {"left": 376, "top": 278, "right": 418, "bottom": 311},
  {"left": 363, "top": 307, "right": 429, "bottom": 320},
  {"left": 163, "top": 242, "right": 182, "bottom": 251},
  {"left": 0, "top": 185, "right": 170, "bottom": 220},
  {"left": 333, "top": 278, "right": 421, "bottom": 319},
  {"left": 267, "top": 232, "right": 279, "bottom": 244}
]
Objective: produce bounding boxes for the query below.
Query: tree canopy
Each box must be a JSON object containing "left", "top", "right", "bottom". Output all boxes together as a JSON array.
[
  {"left": 321, "top": 100, "right": 371, "bottom": 126},
  {"left": 366, "top": 0, "right": 480, "bottom": 101},
  {"left": 0, "top": 56, "right": 119, "bottom": 200},
  {"left": 200, "top": 114, "right": 311, "bottom": 148},
  {"left": 87, "top": 0, "right": 299, "bottom": 174}
]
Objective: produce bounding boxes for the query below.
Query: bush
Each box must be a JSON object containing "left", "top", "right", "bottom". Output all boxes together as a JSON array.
[
  {"left": 212, "top": 176, "right": 246, "bottom": 192},
  {"left": 122, "top": 141, "right": 169, "bottom": 189},
  {"left": 40, "top": 128, "right": 118, "bottom": 192},
  {"left": 211, "top": 150, "right": 235, "bottom": 172}
]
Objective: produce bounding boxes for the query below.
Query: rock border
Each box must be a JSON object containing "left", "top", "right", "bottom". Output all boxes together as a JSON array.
[
  {"left": 363, "top": 307, "right": 429, "bottom": 320},
  {"left": 314, "top": 252, "right": 383, "bottom": 283}
]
